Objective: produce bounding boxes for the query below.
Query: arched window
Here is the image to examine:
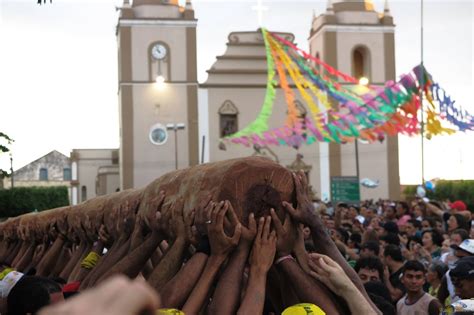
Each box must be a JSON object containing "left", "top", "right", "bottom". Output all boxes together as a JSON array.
[
  {"left": 352, "top": 46, "right": 370, "bottom": 80},
  {"left": 39, "top": 168, "right": 48, "bottom": 181},
  {"left": 218, "top": 100, "right": 239, "bottom": 137},
  {"left": 81, "top": 186, "right": 87, "bottom": 202}
]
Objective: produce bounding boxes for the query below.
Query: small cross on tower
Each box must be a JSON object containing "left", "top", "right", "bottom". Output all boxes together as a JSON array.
[{"left": 252, "top": 0, "right": 268, "bottom": 27}]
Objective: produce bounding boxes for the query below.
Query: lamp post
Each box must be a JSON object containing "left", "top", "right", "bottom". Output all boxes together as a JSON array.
[
  {"left": 354, "top": 77, "right": 369, "bottom": 183},
  {"left": 9, "top": 153, "right": 13, "bottom": 188},
  {"left": 166, "top": 123, "right": 185, "bottom": 170}
]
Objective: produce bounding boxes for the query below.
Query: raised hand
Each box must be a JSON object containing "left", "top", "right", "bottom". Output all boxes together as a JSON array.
[
  {"left": 56, "top": 214, "right": 69, "bottom": 239},
  {"left": 98, "top": 224, "right": 113, "bottom": 248},
  {"left": 194, "top": 194, "right": 213, "bottom": 235},
  {"left": 184, "top": 209, "right": 199, "bottom": 246},
  {"left": 115, "top": 201, "right": 137, "bottom": 241},
  {"left": 208, "top": 201, "right": 241, "bottom": 258},
  {"left": 142, "top": 191, "right": 165, "bottom": 232},
  {"left": 249, "top": 216, "right": 277, "bottom": 274},
  {"left": 308, "top": 253, "right": 351, "bottom": 296},
  {"left": 169, "top": 199, "right": 186, "bottom": 242},
  {"left": 224, "top": 200, "right": 257, "bottom": 247},
  {"left": 83, "top": 214, "right": 98, "bottom": 243},
  {"left": 282, "top": 172, "right": 317, "bottom": 225},
  {"left": 270, "top": 208, "right": 297, "bottom": 257},
  {"left": 48, "top": 221, "right": 59, "bottom": 240}
]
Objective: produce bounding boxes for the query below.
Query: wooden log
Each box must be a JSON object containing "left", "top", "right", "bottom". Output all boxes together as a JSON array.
[
  {"left": 2, "top": 157, "right": 295, "bottom": 233},
  {"left": 138, "top": 156, "right": 295, "bottom": 225}
]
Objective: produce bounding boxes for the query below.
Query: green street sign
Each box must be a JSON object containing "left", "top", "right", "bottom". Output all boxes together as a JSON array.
[{"left": 330, "top": 176, "right": 360, "bottom": 204}]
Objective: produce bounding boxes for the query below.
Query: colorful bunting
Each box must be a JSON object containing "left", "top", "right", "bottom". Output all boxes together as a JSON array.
[{"left": 222, "top": 28, "right": 473, "bottom": 147}]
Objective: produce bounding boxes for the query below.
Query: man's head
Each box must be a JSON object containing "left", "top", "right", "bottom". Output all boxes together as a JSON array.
[
  {"left": 380, "top": 233, "right": 400, "bottom": 247},
  {"left": 450, "top": 256, "right": 474, "bottom": 299},
  {"left": 360, "top": 241, "right": 380, "bottom": 258},
  {"left": 7, "top": 276, "right": 63, "bottom": 315},
  {"left": 401, "top": 260, "right": 426, "bottom": 294},
  {"left": 384, "top": 205, "right": 397, "bottom": 220},
  {"left": 427, "top": 262, "right": 448, "bottom": 284},
  {"left": 381, "top": 221, "right": 399, "bottom": 236},
  {"left": 355, "top": 257, "right": 384, "bottom": 284},
  {"left": 383, "top": 244, "right": 404, "bottom": 268},
  {"left": 405, "top": 219, "right": 421, "bottom": 237},
  {"left": 365, "top": 207, "right": 377, "bottom": 219}
]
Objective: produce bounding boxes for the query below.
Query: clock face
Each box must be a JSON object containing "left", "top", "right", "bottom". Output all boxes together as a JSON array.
[
  {"left": 151, "top": 44, "right": 167, "bottom": 60},
  {"left": 149, "top": 123, "right": 168, "bottom": 145}
]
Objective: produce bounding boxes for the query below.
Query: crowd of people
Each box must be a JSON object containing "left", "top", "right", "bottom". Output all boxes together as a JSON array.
[
  {"left": 0, "top": 171, "right": 472, "bottom": 315},
  {"left": 315, "top": 196, "right": 474, "bottom": 314}
]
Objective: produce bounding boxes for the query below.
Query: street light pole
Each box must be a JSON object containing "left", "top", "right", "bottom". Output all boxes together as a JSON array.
[
  {"left": 355, "top": 140, "right": 360, "bottom": 181},
  {"left": 9, "top": 153, "right": 14, "bottom": 188},
  {"left": 166, "top": 123, "right": 185, "bottom": 170}
]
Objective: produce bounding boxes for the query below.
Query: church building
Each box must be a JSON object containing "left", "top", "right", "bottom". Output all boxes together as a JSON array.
[{"left": 70, "top": 0, "right": 400, "bottom": 204}]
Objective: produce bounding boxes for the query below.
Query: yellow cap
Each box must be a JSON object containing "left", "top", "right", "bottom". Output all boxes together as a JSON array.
[
  {"left": 282, "top": 303, "right": 326, "bottom": 315},
  {"left": 156, "top": 309, "right": 185, "bottom": 315}
]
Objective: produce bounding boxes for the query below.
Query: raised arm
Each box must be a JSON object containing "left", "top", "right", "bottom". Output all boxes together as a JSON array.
[
  {"left": 308, "top": 253, "right": 378, "bottom": 315},
  {"left": 182, "top": 201, "right": 241, "bottom": 314},
  {"left": 99, "top": 192, "right": 167, "bottom": 281},
  {"left": 237, "top": 216, "right": 276, "bottom": 315},
  {"left": 147, "top": 199, "right": 191, "bottom": 291},
  {"left": 284, "top": 172, "right": 381, "bottom": 314},
  {"left": 36, "top": 224, "right": 66, "bottom": 277},
  {"left": 208, "top": 202, "right": 257, "bottom": 315},
  {"left": 271, "top": 208, "right": 341, "bottom": 315},
  {"left": 159, "top": 198, "right": 213, "bottom": 309}
]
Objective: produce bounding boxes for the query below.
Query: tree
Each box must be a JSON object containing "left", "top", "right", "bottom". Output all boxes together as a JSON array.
[{"left": 0, "top": 132, "right": 14, "bottom": 179}]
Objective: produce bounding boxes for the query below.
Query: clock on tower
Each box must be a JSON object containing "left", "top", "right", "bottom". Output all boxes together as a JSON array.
[{"left": 117, "top": 0, "right": 199, "bottom": 189}]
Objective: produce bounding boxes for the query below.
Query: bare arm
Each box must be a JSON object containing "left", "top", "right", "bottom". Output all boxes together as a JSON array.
[
  {"left": 68, "top": 242, "right": 93, "bottom": 281},
  {"left": 208, "top": 207, "right": 257, "bottom": 315},
  {"left": 426, "top": 202, "right": 444, "bottom": 218},
  {"left": 277, "top": 258, "right": 342, "bottom": 315},
  {"left": 160, "top": 252, "right": 208, "bottom": 308},
  {"left": 59, "top": 242, "right": 86, "bottom": 281},
  {"left": 308, "top": 253, "right": 378, "bottom": 315},
  {"left": 15, "top": 242, "right": 37, "bottom": 272},
  {"left": 36, "top": 236, "right": 66, "bottom": 277},
  {"left": 284, "top": 172, "right": 378, "bottom": 313},
  {"left": 4, "top": 241, "right": 22, "bottom": 266},
  {"left": 147, "top": 199, "right": 191, "bottom": 291},
  {"left": 11, "top": 241, "right": 29, "bottom": 268},
  {"left": 182, "top": 201, "right": 241, "bottom": 314},
  {"left": 237, "top": 216, "right": 276, "bottom": 315},
  {"left": 73, "top": 240, "right": 105, "bottom": 283},
  {"left": 49, "top": 245, "right": 71, "bottom": 278},
  {"left": 100, "top": 231, "right": 163, "bottom": 281}
]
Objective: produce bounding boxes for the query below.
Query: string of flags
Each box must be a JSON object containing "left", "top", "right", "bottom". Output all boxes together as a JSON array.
[{"left": 222, "top": 28, "right": 473, "bottom": 148}]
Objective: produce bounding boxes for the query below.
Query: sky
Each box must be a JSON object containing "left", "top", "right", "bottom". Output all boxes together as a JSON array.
[{"left": 0, "top": 0, "right": 473, "bottom": 184}]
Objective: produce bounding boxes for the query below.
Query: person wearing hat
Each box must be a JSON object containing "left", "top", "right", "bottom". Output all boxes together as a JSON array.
[
  {"left": 450, "top": 256, "right": 474, "bottom": 299},
  {"left": 450, "top": 239, "right": 474, "bottom": 259},
  {"left": 437, "top": 239, "right": 474, "bottom": 306}
]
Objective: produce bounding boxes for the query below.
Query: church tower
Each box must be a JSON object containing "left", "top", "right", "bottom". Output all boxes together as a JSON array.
[
  {"left": 117, "top": 0, "right": 199, "bottom": 189},
  {"left": 309, "top": 0, "right": 400, "bottom": 199}
]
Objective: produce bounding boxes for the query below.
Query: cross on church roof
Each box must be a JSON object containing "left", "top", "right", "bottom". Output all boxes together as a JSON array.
[{"left": 252, "top": 0, "right": 268, "bottom": 27}]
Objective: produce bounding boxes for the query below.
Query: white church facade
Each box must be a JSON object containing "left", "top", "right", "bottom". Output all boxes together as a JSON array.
[{"left": 70, "top": 0, "right": 400, "bottom": 205}]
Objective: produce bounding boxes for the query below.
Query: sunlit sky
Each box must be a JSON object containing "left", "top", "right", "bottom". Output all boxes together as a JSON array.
[{"left": 0, "top": 0, "right": 473, "bottom": 184}]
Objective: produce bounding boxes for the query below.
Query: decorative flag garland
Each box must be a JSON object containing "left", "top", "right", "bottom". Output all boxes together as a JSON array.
[{"left": 224, "top": 28, "right": 473, "bottom": 147}]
